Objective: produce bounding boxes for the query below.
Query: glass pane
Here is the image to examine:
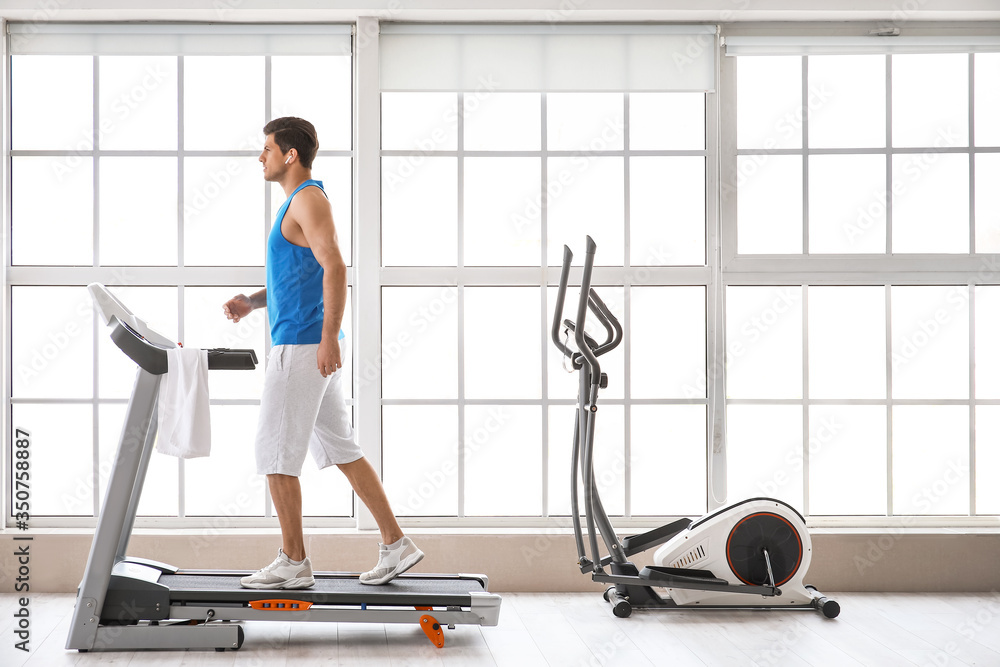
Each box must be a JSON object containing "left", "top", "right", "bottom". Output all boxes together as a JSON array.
[
  {"left": 630, "top": 157, "right": 705, "bottom": 266},
  {"left": 548, "top": 286, "right": 625, "bottom": 401},
  {"left": 381, "top": 92, "right": 458, "bottom": 151},
  {"left": 975, "top": 286, "right": 1000, "bottom": 399},
  {"left": 184, "top": 405, "right": 265, "bottom": 515},
  {"left": 12, "top": 405, "right": 93, "bottom": 516},
  {"left": 736, "top": 56, "right": 802, "bottom": 150},
  {"left": 184, "top": 56, "right": 265, "bottom": 150},
  {"left": 384, "top": 405, "right": 458, "bottom": 517},
  {"left": 808, "top": 154, "right": 886, "bottom": 254},
  {"left": 99, "top": 55, "right": 178, "bottom": 151},
  {"left": 629, "top": 93, "right": 704, "bottom": 151},
  {"left": 185, "top": 157, "right": 263, "bottom": 266},
  {"left": 631, "top": 287, "right": 705, "bottom": 399},
  {"left": 465, "top": 405, "right": 541, "bottom": 516},
  {"left": 725, "top": 286, "right": 803, "bottom": 399},
  {"left": 382, "top": 156, "right": 457, "bottom": 266},
  {"left": 891, "top": 154, "right": 969, "bottom": 254},
  {"left": 548, "top": 405, "right": 624, "bottom": 516},
  {"left": 270, "top": 157, "right": 352, "bottom": 266},
  {"left": 464, "top": 92, "right": 541, "bottom": 151},
  {"left": 300, "top": 419, "right": 355, "bottom": 517},
  {"left": 975, "top": 53, "right": 1000, "bottom": 147},
  {"left": 726, "top": 404, "right": 803, "bottom": 510},
  {"left": 975, "top": 406, "right": 1000, "bottom": 514},
  {"left": 99, "top": 404, "right": 179, "bottom": 516},
  {"left": 99, "top": 157, "right": 178, "bottom": 265},
  {"left": 547, "top": 93, "right": 624, "bottom": 151},
  {"left": 381, "top": 287, "right": 458, "bottom": 400},
  {"left": 184, "top": 287, "right": 267, "bottom": 401},
  {"left": 631, "top": 405, "right": 706, "bottom": 516},
  {"left": 808, "top": 405, "right": 887, "bottom": 515},
  {"left": 892, "top": 54, "right": 969, "bottom": 149},
  {"left": 891, "top": 286, "right": 969, "bottom": 400},
  {"left": 892, "top": 405, "right": 969, "bottom": 515},
  {"left": 736, "top": 155, "right": 802, "bottom": 254},
  {"left": 546, "top": 157, "right": 624, "bottom": 266},
  {"left": 808, "top": 55, "right": 885, "bottom": 149},
  {"left": 12, "top": 287, "right": 94, "bottom": 399},
  {"left": 975, "top": 154, "right": 1000, "bottom": 253},
  {"left": 271, "top": 55, "right": 352, "bottom": 152},
  {"left": 12, "top": 157, "right": 93, "bottom": 266},
  {"left": 11, "top": 55, "right": 92, "bottom": 150},
  {"left": 465, "top": 287, "right": 541, "bottom": 399},
  {"left": 97, "top": 286, "right": 178, "bottom": 399},
  {"left": 808, "top": 286, "right": 886, "bottom": 399},
  {"left": 464, "top": 157, "right": 542, "bottom": 266}
]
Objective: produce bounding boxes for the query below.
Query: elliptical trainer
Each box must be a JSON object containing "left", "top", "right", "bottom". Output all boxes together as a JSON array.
[{"left": 551, "top": 237, "right": 839, "bottom": 619}]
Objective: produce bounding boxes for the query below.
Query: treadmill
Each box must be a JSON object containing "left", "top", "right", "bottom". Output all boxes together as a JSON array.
[{"left": 66, "top": 284, "right": 501, "bottom": 652}]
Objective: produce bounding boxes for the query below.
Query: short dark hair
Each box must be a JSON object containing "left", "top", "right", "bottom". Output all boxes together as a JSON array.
[{"left": 263, "top": 117, "right": 319, "bottom": 169}]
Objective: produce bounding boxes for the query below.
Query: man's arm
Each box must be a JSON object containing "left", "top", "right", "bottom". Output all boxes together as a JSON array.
[{"left": 291, "top": 189, "right": 348, "bottom": 377}]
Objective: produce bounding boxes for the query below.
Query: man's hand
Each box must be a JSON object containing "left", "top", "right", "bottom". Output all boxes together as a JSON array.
[
  {"left": 317, "top": 336, "right": 342, "bottom": 378},
  {"left": 223, "top": 294, "right": 253, "bottom": 323}
]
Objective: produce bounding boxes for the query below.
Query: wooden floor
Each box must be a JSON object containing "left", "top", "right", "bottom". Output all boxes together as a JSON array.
[{"left": 3, "top": 591, "right": 1000, "bottom": 666}]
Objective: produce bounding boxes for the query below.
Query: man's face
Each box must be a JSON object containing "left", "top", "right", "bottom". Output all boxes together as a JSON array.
[{"left": 259, "top": 134, "right": 288, "bottom": 182}]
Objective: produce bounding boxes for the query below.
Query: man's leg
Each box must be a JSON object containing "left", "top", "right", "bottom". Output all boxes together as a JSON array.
[
  {"left": 267, "top": 473, "right": 306, "bottom": 561},
  {"left": 337, "top": 457, "right": 403, "bottom": 545}
]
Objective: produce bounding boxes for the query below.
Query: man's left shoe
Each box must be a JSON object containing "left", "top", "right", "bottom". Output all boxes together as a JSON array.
[{"left": 359, "top": 536, "right": 424, "bottom": 585}]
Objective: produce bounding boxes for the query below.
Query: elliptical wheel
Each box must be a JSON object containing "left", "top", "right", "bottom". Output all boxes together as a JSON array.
[{"left": 726, "top": 512, "right": 804, "bottom": 587}]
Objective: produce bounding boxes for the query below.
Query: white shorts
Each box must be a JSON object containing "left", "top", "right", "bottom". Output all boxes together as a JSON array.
[{"left": 254, "top": 343, "right": 362, "bottom": 476}]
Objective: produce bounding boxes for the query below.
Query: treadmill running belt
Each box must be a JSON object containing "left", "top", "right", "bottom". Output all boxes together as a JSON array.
[{"left": 159, "top": 573, "right": 486, "bottom": 607}]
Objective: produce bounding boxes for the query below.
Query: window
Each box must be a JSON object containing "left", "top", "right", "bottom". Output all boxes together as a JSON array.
[
  {"left": 6, "top": 24, "right": 353, "bottom": 525},
  {"left": 376, "top": 24, "right": 716, "bottom": 520},
  {"left": 724, "top": 38, "right": 1000, "bottom": 519}
]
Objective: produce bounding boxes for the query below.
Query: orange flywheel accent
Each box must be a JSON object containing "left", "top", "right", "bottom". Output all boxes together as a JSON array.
[
  {"left": 419, "top": 614, "right": 445, "bottom": 648},
  {"left": 248, "top": 599, "right": 314, "bottom": 611},
  {"left": 414, "top": 606, "right": 433, "bottom": 611}
]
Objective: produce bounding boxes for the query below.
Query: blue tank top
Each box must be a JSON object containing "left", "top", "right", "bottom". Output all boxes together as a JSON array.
[{"left": 266, "top": 179, "right": 343, "bottom": 345}]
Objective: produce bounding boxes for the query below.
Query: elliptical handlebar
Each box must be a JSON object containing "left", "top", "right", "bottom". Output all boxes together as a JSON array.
[{"left": 551, "top": 237, "right": 623, "bottom": 384}]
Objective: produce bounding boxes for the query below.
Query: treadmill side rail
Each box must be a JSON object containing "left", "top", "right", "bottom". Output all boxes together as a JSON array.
[{"left": 469, "top": 591, "right": 503, "bottom": 626}]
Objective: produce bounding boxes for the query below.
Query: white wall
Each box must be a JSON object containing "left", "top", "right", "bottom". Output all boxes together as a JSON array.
[{"left": 0, "top": 0, "right": 999, "bottom": 23}]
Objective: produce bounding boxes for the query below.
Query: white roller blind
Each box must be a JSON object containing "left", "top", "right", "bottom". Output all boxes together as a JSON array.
[
  {"left": 725, "top": 35, "right": 1000, "bottom": 56},
  {"left": 380, "top": 24, "right": 717, "bottom": 92},
  {"left": 8, "top": 23, "right": 352, "bottom": 55}
]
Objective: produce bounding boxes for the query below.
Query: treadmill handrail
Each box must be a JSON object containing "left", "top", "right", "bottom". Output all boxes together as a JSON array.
[{"left": 109, "top": 316, "right": 257, "bottom": 374}]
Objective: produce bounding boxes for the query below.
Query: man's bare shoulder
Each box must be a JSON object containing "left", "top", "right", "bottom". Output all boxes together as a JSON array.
[{"left": 288, "top": 184, "right": 333, "bottom": 223}]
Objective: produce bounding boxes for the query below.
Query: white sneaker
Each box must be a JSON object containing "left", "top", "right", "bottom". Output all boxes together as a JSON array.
[
  {"left": 360, "top": 536, "right": 424, "bottom": 585},
  {"left": 240, "top": 549, "right": 315, "bottom": 589}
]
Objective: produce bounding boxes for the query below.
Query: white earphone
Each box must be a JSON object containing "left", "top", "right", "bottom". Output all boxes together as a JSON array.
[{"left": 284, "top": 156, "right": 292, "bottom": 164}]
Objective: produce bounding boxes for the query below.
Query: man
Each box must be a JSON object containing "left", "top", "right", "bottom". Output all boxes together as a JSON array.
[{"left": 223, "top": 117, "right": 422, "bottom": 588}]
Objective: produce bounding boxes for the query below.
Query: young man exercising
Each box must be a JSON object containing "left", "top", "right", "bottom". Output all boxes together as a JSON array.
[{"left": 223, "top": 117, "right": 423, "bottom": 588}]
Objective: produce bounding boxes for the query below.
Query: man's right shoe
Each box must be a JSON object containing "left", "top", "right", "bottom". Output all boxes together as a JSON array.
[{"left": 240, "top": 549, "right": 315, "bottom": 589}]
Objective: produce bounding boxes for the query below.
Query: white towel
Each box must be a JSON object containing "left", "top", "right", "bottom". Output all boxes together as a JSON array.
[{"left": 156, "top": 347, "right": 212, "bottom": 458}]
